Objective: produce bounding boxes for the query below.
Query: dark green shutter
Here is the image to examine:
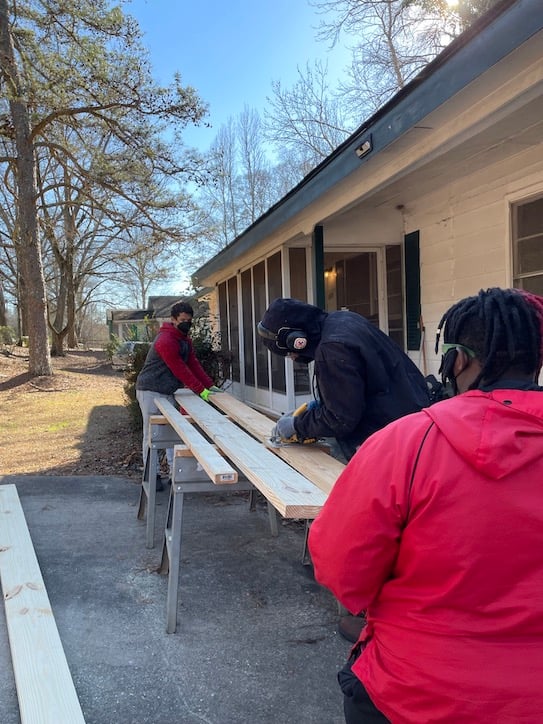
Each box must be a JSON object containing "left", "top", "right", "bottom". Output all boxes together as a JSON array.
[
  {"left": 404, "top": 231, "right": 421, "bottom": 351},
  {"left": 312, "top": 225, "right": 325, "bottom": 309}
]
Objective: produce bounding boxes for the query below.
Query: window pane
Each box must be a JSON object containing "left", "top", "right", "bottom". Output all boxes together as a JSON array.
[
  {"left": 289, "top": 248, "right": 307, "bottom": 301},
  {"left": 218, "top": 282, "right": 231, "bottom": 381},
  {"left": 267, "top": 253, "right": 286, "bottom": 393},
  {"left": 513, "top": 274, "right": 543, "bottom": 296},
  {"left": 517, "top": 235, "right": 543, "bottom": 274},
  {"left": 253, "top": 262, "right": 269, "bottom": 389},
  {"left": 228, "top": 277, "right": 240, "bottom": 382},
  {"left": 267, "top": 252, "right": 282, "bottom": 301},
  {"left": 517, "top": 197, "right": 543, "bottom": 238},
  {"left": 241, "top": 270, "right": 254, "bottom": 386},
  {"left": 514, "top": 197, "right": 543, "bottom": 289}
]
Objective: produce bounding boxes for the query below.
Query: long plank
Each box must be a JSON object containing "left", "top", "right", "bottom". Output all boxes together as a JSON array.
[
  {"left": 209, "top": 393, "right": 345, "bottom": 495},
  {"left": 0, "top": 484, "right": 86, "bottom": 724},
  {"left": 154, "top": 398, "right": 238, "bottom": 484},
  {"left": 175, "top": 391, "right": 326, "bottom": 518}
]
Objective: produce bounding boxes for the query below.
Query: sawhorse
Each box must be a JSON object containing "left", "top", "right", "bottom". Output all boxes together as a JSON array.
[
  {"left": 137, "top": 415, "right": 180, "bottom": 549},
  {"left": 158, "top": 447, "right": 255, "bottom": 633}
]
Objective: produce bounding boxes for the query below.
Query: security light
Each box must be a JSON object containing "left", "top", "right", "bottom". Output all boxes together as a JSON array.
[{"left": 355, "top": 136, "right": 372, "bottom": 159}]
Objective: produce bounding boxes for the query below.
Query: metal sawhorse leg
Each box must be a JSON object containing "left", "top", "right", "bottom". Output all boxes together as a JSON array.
[
  {"left": 137, "top": 417, "right": 181, "bottom": 549},
  {"left": 159, "top": 452, "right": 285, "bottom": 634}
]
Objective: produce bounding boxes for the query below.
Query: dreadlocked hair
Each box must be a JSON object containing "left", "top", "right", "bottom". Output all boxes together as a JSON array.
[{"left": 435, "top": 287, "right": 543, "bottom": 389}]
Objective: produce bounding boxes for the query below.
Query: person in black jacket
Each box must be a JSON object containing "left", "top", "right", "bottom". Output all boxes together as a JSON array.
[
  {"left": 258, "top": 298, "right": 430, "bottom": 461},
  {"left": 258, "top": 298, "right": 430, "bottom": 642}
]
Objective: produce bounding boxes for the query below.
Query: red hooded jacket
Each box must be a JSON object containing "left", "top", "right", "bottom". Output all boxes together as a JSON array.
[{"left": 309, "top": 388, "right": 543, "bottom": 723}]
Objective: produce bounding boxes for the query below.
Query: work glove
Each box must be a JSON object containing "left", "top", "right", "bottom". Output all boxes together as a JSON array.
[
  {"left": 199, "top": 388, "right": 214, "bottom": 402},
  {"left": 271, "top": 414, "right": 297, "bottom": 442},
  {"left": 286, "top": 400, "right": 319, "bottom": 416},
  {"left": 209, "top": 385, "right": 224, "bottom": 393}
]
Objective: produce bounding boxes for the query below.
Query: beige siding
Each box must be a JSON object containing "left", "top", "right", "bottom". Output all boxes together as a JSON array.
[{"left": 409, "top": 147, "right": 543, "bottom": 374}]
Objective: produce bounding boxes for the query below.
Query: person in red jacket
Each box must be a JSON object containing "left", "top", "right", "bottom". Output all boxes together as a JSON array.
[
  {"left": 136, "top": 301, "right": 221, "bottom": 488},
  {"left": 309, "top": 287, "right": 543, "bottom": 724}
]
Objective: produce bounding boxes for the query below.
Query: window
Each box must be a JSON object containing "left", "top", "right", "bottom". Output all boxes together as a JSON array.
[
  {"left": 253, "top": 262, "right": 268, "bottom": 389},
  {"left": 241, "top": 270, "right": 254, "bottom": 385},
  {"left": 218, "top": 282, "right": 230, "bottom": 380},
  {"left": 513, "top": 196, "right": 543, "bottom": 295},
  {"left": 219, "top": 248, "right": 310, "bottom": 399},
  {"left": 289, "top": 248, "right": 310, "bottom": 393},
  {"left": 228, "top": 277, "right": 240, "bottom": 381},
  {"left": 289, "top": 248, "right": 308, "bottom": 301},
  {"left": 219, "top": 279, "right": 240, "bottom": 382},
  {"left": 267, "top": 253, "right": 286, "bottom": 393}
]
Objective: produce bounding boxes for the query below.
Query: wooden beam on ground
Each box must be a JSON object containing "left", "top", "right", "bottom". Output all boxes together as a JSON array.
[
  {"left": 209, "top": 392, "right": 345, "bottom": 495},
  {"left": 0, "top": 484, "right": 86, "bottom": 724},
  {"left": 154, "top": 398, "right": 238, "bottom": 484},
  {"left": 175, "top": 391, "right": 327, "bottom": 518}
]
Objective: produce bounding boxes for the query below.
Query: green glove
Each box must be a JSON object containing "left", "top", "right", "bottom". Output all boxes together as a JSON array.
[
  {"left": 210, "top": 385, "right": 224, "bottom": 393},
  {"left": 199, "top": 388, "right": 213, "bottom": 402}
]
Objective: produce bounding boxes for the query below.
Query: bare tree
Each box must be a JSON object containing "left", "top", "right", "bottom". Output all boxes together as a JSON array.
[
  {"left": 109, "top": 231, "right": 174, "bottom": 309},
  {"left": 237, "top": 106, "right": 275, "bottom": 224},
  {"left": 312, "top": 0, "right": 502, "bottom": 116},
  {"left": 0, "top": 0, "right": 208, "bottom": 375},
  {"left": 265, "top": 60, "right": 352, "bottom": 167}
]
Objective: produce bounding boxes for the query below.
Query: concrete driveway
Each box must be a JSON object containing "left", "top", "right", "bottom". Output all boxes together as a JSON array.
[{"left": 0, "top": 475, "right": 349, "bottom": 724}]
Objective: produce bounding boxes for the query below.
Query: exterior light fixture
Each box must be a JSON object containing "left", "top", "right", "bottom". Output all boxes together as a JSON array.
[{"left": 355, "top": 135, "right": 372, "bottom": 159}]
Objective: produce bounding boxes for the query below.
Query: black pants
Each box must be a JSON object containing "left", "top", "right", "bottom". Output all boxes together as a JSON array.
[{"left": 338, "top": 655, "right": 390, "bottom": 724}]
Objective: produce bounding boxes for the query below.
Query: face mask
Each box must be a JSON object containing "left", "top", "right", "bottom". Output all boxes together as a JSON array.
[{"left": 177, "top": 320, "right": 192, "bottom": 334}]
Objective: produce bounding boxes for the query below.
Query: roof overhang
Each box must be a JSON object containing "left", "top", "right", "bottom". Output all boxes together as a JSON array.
[{"left": 192, "top": 0, "right": 543, "bottom": 287}]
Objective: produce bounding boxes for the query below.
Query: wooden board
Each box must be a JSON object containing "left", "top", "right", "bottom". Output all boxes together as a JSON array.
[
  {"left": 154, "top": 398, "right": 238, "bottom": 484},
  {"left": 209, "top": 392, "right": 345, "bottom": 495},
  {"left": 175, "top": 391, "right": 327, "bottom": 518},
  {"left": 0, "top": 484, "right": 86, "bottom": 724}
]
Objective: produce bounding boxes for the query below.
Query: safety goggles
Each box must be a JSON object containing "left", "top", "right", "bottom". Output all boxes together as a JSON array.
[{"left": 441, "top": 343, "right": 477, "bottom": 358}]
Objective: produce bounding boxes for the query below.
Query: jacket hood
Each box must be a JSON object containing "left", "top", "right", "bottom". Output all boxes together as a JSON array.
[{"left": 424, "top": 389, "right": 543, "bottom": 480}]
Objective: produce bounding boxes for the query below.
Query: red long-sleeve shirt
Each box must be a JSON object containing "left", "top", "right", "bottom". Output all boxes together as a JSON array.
[{"left": 136, "top": 322, "right": 213, "bottom": 395}]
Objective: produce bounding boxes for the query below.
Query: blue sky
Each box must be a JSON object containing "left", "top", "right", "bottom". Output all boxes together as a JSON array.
[{"left": 126, "top": 0, "right": 351, "bottom": 152}]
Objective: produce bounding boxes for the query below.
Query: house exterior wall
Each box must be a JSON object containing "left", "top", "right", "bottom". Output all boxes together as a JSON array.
[
  {"left": 206, "top": 141, "right": 543, "bottom": 405},
  {"left": 407, "top": 146, "right": 543, "bottom": 376},
  {"left": 192, "top": 8, "right": 543, "bottom": 414}
]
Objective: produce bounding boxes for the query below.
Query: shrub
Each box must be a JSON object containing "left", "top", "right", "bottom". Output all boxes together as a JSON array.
[
  {"left": 104, "top": 334, "right": 121, "bottom": 361},
  {"left": 0, "top": 326, "right": 16, "bottom": 345},
  {"left": 191, "top": 313, "right": 231, "bottom": 384},
  {"left": 123, "top": 343, "right": 151, "bottom": 432}
]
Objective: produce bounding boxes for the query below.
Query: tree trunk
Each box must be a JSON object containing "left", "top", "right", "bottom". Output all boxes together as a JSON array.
[
  {"left": 0, "top": 280, "right": 7, "bottom": 327},
  {"left": 0, "top": 0, "right": 52, "bottom": 375},
  {"left": 49, "top": 269, "right": 68, "bottom": 356},
  {"left": 50, "top": 326, "right": 69, "bottom": 356}
]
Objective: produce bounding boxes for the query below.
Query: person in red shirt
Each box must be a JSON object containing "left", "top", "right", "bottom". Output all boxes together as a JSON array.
[
  {"left": 136, "top": 301, "right": 221, "bottom": 487},
  {"left": 309, "top": 287, "right": 543, "bottom": 723}
]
